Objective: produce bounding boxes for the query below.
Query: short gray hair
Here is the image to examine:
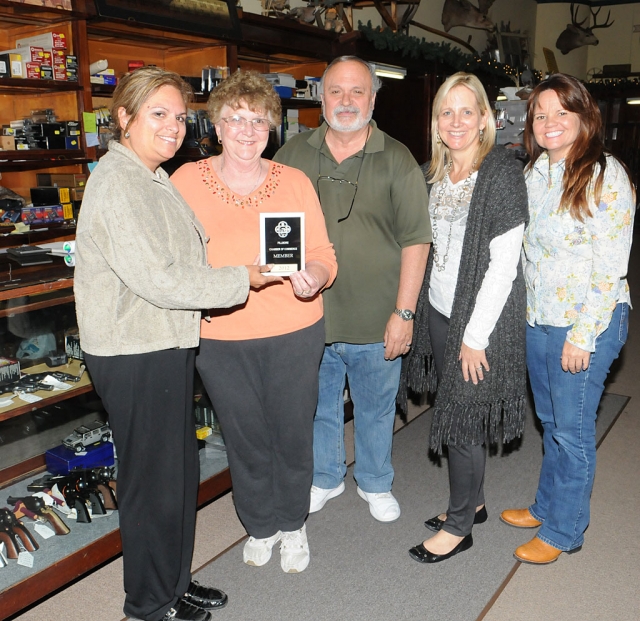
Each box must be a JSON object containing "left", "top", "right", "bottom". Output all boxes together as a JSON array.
[{"left": 320, "top": 56, "right": 382, "bottom": 95}]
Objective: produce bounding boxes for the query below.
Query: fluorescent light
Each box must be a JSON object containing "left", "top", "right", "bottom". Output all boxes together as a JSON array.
[
  {"left": 371, "top": 63, "right": 406, "bottom": 80},
  {"left": 627, "top": 98, "right": 640, "bottom": 105}
]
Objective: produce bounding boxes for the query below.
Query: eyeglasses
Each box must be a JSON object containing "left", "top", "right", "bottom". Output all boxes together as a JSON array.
[
  {"left": 316, "top": 177, "right": 359, "bottom": 223},
  {"left": 220, "top": 115, "right": 273, "bottom": 132},
  {"left": 316, "top": 153, "right": 365, "bottom": 223}
]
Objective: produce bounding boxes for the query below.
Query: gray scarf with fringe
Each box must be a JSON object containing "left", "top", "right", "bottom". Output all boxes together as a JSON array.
[{"left": 399, "top": 146, "right": 529, "bottom": 454}]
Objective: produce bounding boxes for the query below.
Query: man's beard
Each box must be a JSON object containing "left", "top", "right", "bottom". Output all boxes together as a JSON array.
[{"left": 324, "top": 104, "right": 373, "bottom": 132}]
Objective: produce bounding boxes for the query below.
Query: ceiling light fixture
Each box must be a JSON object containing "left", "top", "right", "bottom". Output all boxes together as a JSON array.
[{"left": 371, "top": 63, "right": 407, "bottom": 80}]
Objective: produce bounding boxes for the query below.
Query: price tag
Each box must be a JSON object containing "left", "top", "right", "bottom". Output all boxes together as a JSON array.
[
  {"left": 15, "top": 392, "right": 42, "bottom": 403},
  {"left": 17, "top": 551, "right": 34, "bottom": 568},
  {"left": 34, "top": 523, "right": 55, "bottom": 539},
  {"left": 41, "top": 376, "right": 72, "bottom": 390}
]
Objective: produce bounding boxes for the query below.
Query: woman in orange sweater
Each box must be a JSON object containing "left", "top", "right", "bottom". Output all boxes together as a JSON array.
[{"left": 172, "top": 70, "right": 337, "bottom": 575}]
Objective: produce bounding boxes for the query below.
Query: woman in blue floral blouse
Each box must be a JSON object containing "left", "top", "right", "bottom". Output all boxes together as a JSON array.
[{"left": 501, "top": 73, "right": 635, "bottom": 564}]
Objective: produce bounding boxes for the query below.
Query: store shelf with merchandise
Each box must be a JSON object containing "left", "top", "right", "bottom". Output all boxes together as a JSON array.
[{"left": 0, "top": 255, "right": 234, "bottom": 618}]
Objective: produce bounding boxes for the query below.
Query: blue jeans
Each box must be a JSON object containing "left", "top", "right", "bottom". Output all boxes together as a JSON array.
[
  {"left": 313, "top": 342, "right": 402, "bottom": 493},
  {"left": 526, "top": 303, "right": 628, "bottom": 551}
]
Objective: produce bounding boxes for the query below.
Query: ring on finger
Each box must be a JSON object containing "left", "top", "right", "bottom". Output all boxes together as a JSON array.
[{"left": 475, "top": 366, "right": 483, "bottom": 370}]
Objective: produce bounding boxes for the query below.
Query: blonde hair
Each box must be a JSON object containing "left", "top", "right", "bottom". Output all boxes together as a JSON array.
[
  {"left": 428, "top": 72, "right": 496, "bottom": 183},
  {"left": 111, "top": 66, "right": 193, "bottom": 141},
  {"left": 207, "top": 69, "right": 282, "bottom": 126}
]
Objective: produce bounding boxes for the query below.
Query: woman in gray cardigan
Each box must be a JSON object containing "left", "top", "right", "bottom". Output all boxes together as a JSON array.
[
  {"left": 401, "top": 73, "right": 528, "bottom": 564},
  {"left": 75, "top": 67, "right": 278, "bottom": 621}
]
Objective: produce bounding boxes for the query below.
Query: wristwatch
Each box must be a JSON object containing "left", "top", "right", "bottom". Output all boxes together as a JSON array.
[{"left": 394, "top": 308, "right": 415, "bottom": 321}]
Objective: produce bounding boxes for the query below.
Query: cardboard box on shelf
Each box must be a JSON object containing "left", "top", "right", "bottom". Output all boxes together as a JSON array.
[
  {"left": 36, "top": 173, "right": 86, "bottom": 187},
  {"left": 16, "top": 32, "right": 67, "bottom": 51},
  {"left": 0, "top": 53, "right": 24, "bottom": 78},
  {"left": 23, "top": 61, "right": 41, "bottom": 79},
  {"left": 0, "top": 136, "right": 15, "bottom": 150}
]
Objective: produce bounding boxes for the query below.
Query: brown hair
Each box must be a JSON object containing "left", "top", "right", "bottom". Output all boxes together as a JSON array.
[
  {"left": 110, "top": 66, "right": 193, "bottom": 141},
  {"left": 428, "top": 72, "right": 496, "bottom": 183},
  {"left": 207, "top": 69, "right": 282, "bottom": 126},
  {"left": 524, "top": 74, "right": 612, "bottom": 222}
]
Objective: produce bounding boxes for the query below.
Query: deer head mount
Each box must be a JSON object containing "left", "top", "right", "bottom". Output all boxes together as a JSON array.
[
  {"left": 441, "top": 0, "right": 496, "bottom": 33},
  {"left": 555, "top": 2, "right": 614, "bottom": 55}
]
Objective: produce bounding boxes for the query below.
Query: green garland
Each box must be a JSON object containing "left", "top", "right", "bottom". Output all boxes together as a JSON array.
[{"left": 357, "top": 22, "right": 523, "bottom": 82}]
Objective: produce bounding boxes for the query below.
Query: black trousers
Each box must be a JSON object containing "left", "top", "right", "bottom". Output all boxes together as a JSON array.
[
  {"left": 85, "top": 349, "right": 198, "bottom": 621},
  {"left": 428, "top": 303, "right": 486, "bottom": 537},
  {"left": 197, "top": 320, "right": 325, "bottom": 539}
]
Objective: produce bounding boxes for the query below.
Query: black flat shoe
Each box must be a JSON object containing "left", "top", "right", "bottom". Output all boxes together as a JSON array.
[
  {"left": 183, "top": 580, "right": 228, "bottom": 610},
  {"left": 161, "top": 598, "right": 212, "bottom": 621},
  {"left": 408, "top": 534, "right": 473, "bottom": 564},
  {"left": 424, "top": 506, "right": 488, "bottom": 532}
]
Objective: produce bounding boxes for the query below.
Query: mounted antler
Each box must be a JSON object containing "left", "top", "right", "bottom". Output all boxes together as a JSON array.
[
  {"left": 589, "top": 5, "right": 614, "bottom": 31},
  {"left": 555, "top": 2, "right": 615, "bottom": 55},
  {"left": 569, "top": 2, "right": 588, "bottom": 28}
]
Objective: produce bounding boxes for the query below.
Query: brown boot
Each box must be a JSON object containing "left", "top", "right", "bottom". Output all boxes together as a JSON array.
[
  {"left": 514, "top": 537, "right": 581, "bottom": 564},
  {"left": 500, "top": 508, "right": 542, "bottom": 528}
]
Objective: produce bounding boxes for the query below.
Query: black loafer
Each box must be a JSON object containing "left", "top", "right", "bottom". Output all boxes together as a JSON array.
[
  {"left": 424, "top": 506, "right": 488, "bottom": 532},
  {"left": 408, "top": 534, "right": 473, "bottom": 564},
  {"left": 184, "top": 580, "right": 228, "bottom": 610},
  {"left": 161, "top": 598, "right": 212, "bottom": 621}
]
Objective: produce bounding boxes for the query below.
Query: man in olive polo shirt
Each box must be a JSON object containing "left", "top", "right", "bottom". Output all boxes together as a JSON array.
[{"left": 274, "top": 56, "right": 431, "bottom": 522}]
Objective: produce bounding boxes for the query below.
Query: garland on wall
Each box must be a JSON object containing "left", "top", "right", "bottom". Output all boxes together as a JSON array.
[{"left": 357, "top": 22, "right": 532, "bottom": 84}]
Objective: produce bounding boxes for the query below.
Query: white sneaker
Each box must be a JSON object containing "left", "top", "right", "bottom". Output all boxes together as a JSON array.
[
  {"left": 243, "top": 531, "right": 281, "bottom": 566},
  {"left": 280, "top": 524, "right": 310, "bottom": 573},
  {"left": 356, "top": 487, "right": 401, "bottom": 522},
  {"left": 309, "top": 481, "right": 345, "bottom": 513}
]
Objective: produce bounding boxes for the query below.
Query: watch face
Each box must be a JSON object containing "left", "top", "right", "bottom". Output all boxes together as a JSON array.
[{"left": 395, "top": 309, "right": 414, "bottom": 320}]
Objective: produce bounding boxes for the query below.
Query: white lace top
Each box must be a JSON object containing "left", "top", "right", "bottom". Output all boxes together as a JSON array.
[{"left": 429, "top": 172, "right": 524, "bottom": 350}]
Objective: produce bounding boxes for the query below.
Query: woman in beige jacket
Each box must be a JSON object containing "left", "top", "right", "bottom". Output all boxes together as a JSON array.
[{"left": 74, "top": 67, "right": 277, "bottom": 621}]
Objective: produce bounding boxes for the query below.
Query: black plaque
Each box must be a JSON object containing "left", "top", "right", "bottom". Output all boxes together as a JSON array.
[{"left": 260, "top": 212, "right": 305, "bottom": 276}]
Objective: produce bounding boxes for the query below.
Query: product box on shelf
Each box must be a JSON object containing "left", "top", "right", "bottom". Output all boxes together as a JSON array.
[
  {"left": 90, "top": 74, "right": 116, "bottom": 86},
  {"left": 0, "top": 199, "right": 22, "bottom": 222},
  {"left": 53, "top": 64, "right": 67, "bottom": 81},
  {"left": 23, "top": 61, "right": 41, "bottom": 79},
  {"left": 17, "top": 45, "right": 46, "bottom": 64},
  {"left": 16, "top": 32, "right": 67, "bottom": 51},
  {"left": 30, "top": 186, "right": 71, "bottom": 206},
  {"left": 45, "top": 441, "right": 114, "bottom": 476},
  {"left": 273, "top": 85, "right": 294, "bottom": 99},
  {"left": 37, "top": 172, "right": 86, "bottom": 187},
  {"left": 0, "top": 53, "right": 23, "bottom": 78},
  {"left": 21, "top": 204, "right": 66, "bottom": 224},
  {"left": 40, "top": 64, "right": 53, "bottom": 80},
  {"left": 65, "top": 120, "right": 81, "bottom": 137},
  {"left": 71, "top": 187, "right": 84, "bottom": 202},
  {"left": 0, "top": 357, "right": 20, "bottom": 387},
  {"left": 0, "top": 135, "right": 15, "bottom": 150}
]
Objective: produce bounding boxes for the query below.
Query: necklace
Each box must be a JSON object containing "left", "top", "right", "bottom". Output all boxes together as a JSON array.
[
  {"left": 432, "top": 158, "right": 476, "bottom": 272},
  {"left": 218, "top": 157, "right": 263, "bottom": 206}
]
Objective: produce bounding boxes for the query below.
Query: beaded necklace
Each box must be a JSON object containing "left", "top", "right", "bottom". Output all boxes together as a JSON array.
[
  {"left": 432, "top": 158, "right": 477, "bottom": 272},
  {"left": 198, "top": 158, "right": 281, "bottom": 209}
]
